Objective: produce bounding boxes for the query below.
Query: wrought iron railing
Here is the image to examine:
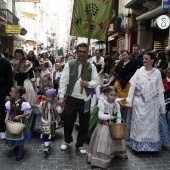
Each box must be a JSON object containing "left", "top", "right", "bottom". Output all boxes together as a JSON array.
[
  {"left": 0, "top": 0, "right": 19, "bottom": 25},
  {"left": 0, "top": 9, "right": 19, "bottom": 24},
  {"left": 0, "top": 0, "right": 6, "bottom": 20}
]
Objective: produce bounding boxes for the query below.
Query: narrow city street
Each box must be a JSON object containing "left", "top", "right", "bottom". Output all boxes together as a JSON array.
[
  {"left": 0, "top": 127, "right": 170, "bottom": 170},
  {"left": 0, "top": 1, "right": 170, "bottom": 170}
]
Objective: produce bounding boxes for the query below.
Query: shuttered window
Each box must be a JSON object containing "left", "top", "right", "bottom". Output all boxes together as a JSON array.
[{"left": 153, "top": 28, "right": 169, "bottom": 51}]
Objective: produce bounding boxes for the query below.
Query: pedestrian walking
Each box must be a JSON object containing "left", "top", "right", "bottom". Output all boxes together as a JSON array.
[
  {"left": 37, "top": 74, "right": 53, "bottom": 97},
  {"left": 0, "top": 42, "right": 13, "bottom": 139},
  {"left": 40, "top": 89, "right": 59, "bottom": 155},
  {"left": 58, "top": 43, "right": 99, "bottom": 154},
  {"left": 34, "top": 66, "right": 42, "bottom": 92},
  {"left": 126, "top": 52, "right": 170, "bottom": 151},
  {"left": 12, "top": 49, "right": 36, "bottom": 105},
  {"left": 27, "top": 50, "right": 40, "bottom": 68},
  {"left": 104, "top": 50, "right": 137, "bottom": 122},
  {"left": 90, "top": 49, "right": 105, "bottom": 86},
  {"left": 4, "top": 87, "right": 32, "bottom": 161},
  {"left": 86, "top": 86, "right": 127, "bottom": 169},
  {"left": 129, "top": 44, "right": 143, "bottom": 69}
]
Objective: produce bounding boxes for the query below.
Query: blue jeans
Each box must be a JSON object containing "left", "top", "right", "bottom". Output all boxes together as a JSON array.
[{"left": 167, "top": 111, "right": 170, "bottom": 132}]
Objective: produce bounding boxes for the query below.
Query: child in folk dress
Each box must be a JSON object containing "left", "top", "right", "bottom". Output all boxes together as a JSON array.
[
  {"left": 86, "top": 86, "right": 127, "bottom": 169},
  {"left": 5, "top": 87, "right": 32, "bottom": 161},
  {"left": 37, "top": 74, "right": 53, "bottom": 99},
  {"left": 53, "top": 63, "right": 61, "bottom": 89},
  {"left": 40, "top": 62, "right": 51, "bottom": 79},
  {"left": 39, "top": 88, "right": 63, "bottom": 155},
  {"left": 34, "top": 66, "right": 42, "bottom": 92}
]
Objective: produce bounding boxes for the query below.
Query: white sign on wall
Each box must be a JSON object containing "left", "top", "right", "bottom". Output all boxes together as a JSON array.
[{"left": 156, "top": 15, "right": 170, "bottom": 30}]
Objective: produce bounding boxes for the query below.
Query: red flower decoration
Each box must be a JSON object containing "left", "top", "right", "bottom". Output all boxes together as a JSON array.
[{"left": 98, "top": 22, "right": 103, "bottom": 29}]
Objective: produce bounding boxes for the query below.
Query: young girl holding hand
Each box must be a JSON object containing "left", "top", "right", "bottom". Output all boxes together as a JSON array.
[
  {"left": 86, "top": 86, "right": 127, "bottom": 169},
  {"left": 5, "top": 87, "right": 32, "bottom": 161}
]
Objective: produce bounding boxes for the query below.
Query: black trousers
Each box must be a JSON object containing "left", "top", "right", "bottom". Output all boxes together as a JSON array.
[
  {"left": 0, "top": 87, "right": 7, "bottom": 132},
  {"left": 64, "top": 96, "right": 90, "bottom": 148}
]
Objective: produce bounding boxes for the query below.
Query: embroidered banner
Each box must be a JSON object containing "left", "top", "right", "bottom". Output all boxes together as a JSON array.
[{"left": 70, "top": 0, "right": 114, "bottom": 41}]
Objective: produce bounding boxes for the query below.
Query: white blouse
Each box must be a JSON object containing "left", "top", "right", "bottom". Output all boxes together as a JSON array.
[
  {"left": 98, "top": 100, "right": 121, "bottom": 123},
  {"left": 5, "top": 100, "right": 31, "bottom": 114}
]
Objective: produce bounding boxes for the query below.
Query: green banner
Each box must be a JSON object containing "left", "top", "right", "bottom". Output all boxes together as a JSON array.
[{"left": 70, "top": 0, "right": 114, "bottom": 41}]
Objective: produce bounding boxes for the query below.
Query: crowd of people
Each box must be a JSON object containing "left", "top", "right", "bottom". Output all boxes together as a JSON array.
[{"left": 0, "top": 41, "right": 170, "bottom": 169}]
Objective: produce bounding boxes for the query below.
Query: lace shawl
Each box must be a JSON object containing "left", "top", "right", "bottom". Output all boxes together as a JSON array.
[{"left": 129, "top": 66, "right": 164, "bottom": 102}]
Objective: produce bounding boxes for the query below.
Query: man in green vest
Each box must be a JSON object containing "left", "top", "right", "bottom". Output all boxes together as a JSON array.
[{"left": 58, "top": 43, "right": 99, "bottom": 154}]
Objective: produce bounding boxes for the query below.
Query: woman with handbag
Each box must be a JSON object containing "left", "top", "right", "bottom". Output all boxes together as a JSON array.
[
  {"left": 5, "top": 87, "right": 32, "bottom": 161},
  {"left": 86, "top": 86, "right": 127, "bottom": 169}
]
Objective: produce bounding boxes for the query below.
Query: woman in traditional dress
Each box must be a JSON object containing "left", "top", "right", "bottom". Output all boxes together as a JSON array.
[
  {"left": 104, "top": 50, "right": 137, "bottom": 122},
  {"left": 126, "top": 52, "right": 170, "bottom": 151},
  {"left": 12, "top": 49, "right": 36, "bottom": 105}
]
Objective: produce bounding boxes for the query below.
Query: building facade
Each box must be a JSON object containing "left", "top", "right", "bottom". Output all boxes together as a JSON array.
[
  {"left": 0, "top": 0, "right": 21, "bottom": 54},
  {"left": 125, "top": 0, "right": 170, "bottom": 51}
]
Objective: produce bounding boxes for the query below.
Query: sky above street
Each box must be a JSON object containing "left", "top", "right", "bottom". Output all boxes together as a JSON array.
[{"left": 50, "top": 0, "right": 69, "bottom": 47}]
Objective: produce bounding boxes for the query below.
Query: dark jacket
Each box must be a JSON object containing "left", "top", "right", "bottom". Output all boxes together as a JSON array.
[
  {"left": 129, "top": 53, "right": 143, "bottom": 69},
  {"left": 28, "top": 57, "right": 40, "bottom": 68},
  {"left": 0, "top": 54, "right": 13, "bottom": 95}
]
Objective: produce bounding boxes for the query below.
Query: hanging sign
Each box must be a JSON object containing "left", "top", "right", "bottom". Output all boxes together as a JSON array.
[
  {"left": 14, "top": 0, "right": 40, "bottom": 2},
  {"left": 20, "top": 28, "right": 27, "bottom": 35},
  {"left": 156, "top": 15, "right": 170, "bottom": 30},
  {"left": 162, "top": 0, "right": 170, "bottom": 9},
  {"left": 5, "top": 25, "right": 21, "bottom": 34}
]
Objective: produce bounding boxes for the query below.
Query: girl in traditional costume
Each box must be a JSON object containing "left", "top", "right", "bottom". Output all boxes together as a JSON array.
[
  {"left": 39, "top": 88, "right": 61, "bottom": 155},
  {"left": 86, "top": 86, "right": 127, "bottom": 169},
  {"left": 12, "top": 49, "right": 36, "bottom": 105},
  {"left": 126, "top": 52, "right": 170, "bottom": 151},
  {"left": 37, "top": 74, "right": 53, "bottom": 97},
  {"left": 5, "top": 87, "right": 32, "bottom": 161},
  {"left": 33, "top": 74, "right": 53, "bottom": 131}
]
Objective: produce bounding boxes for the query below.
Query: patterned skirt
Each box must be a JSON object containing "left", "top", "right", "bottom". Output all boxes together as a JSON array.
[
  {"left": 126, "top": 111, "right": 170, "bottom": 151},
  {"left": 86, "top": 124, "right": 125, "bottom": 169},
  {"left": 5, "top": 118, "right": 32, "bottom": 147}
]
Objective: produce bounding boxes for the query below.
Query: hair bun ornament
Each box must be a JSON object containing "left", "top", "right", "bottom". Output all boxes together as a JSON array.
[{"left": 45, "top": 88, "right": 56, "bottom": 97}]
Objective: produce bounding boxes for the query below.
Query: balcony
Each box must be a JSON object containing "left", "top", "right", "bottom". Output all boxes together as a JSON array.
[
  {"left": 0, "top": 9, "right": 19, "bottom": 24},
  {"left": 0, "top": 0, "right": 19, "bottom": 25},
  {"left": 21, "top": 5, "right": 38, "bottom": 17},
  {"left": 125, "top": 0, "right": 161, "bottom": 14},
  {"left": 0, "top": 0, "right": 6, "bottom": 22}
]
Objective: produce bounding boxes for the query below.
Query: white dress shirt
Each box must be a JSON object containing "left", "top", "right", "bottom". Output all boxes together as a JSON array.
[{"left": 59, "top": 62, "right": 99, "bottom": 101}]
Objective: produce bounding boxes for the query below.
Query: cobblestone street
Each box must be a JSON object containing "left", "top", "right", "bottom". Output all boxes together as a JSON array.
[{"left": 0, "top": 127, "right": 170, "bottom": 170}]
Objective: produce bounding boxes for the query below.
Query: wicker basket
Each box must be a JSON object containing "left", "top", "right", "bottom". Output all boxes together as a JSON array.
[
  {"left": 109, "top": 117, "right": 126, "bottom": 140},
  {"left": 5, "top": 120, "right": 26, "bottom": 135}
]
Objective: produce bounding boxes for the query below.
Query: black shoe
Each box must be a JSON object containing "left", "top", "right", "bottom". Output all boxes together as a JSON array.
[
  {"left": 13, "top": 146, "right": 19, "bottom": 151},
  {"left": 43, "top": 146, "right": 50, "bottom": 155},
  {"left": 16, "top": 154, "right": 24, "bottom": 161}
]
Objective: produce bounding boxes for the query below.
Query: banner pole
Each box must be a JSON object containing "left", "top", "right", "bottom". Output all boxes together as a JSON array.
[{"left": 80, "top": 38, "right": 90, "bottom": 94}]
